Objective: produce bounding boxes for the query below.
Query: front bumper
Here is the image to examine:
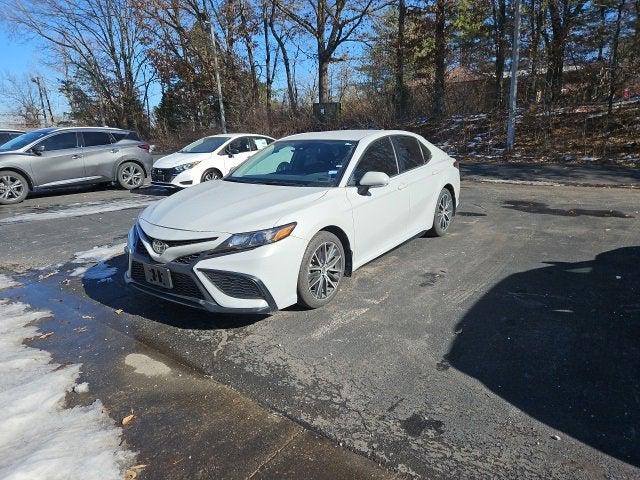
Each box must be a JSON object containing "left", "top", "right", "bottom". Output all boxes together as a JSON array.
[
  {"left": 125, "top": 227, "right": 306, "bottom": 314},
  {"left": 151, "top": 167, "right": 196, "bottom": 188}
]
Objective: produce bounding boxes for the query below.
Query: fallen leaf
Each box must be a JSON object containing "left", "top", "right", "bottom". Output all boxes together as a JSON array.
[
  {"left": 122, "top": 414, "right": 135, "bottom": 426},
  {"left": 38, "top": 332, "right": 54, "bottom": 339},
  {"left": 124, "top": 464, "right": 147, "bottom": 479},
  {"left": 82, "top": 315, "right": 94, "bottom": 319},
  {"left": 115, "top": 309, "right": 124, "bottom": 315}
]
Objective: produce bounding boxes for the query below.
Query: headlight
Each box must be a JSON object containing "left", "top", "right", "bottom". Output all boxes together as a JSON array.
[
  {"left": 174, "top": 162, "right": 200, "bottom": 172},
  {"left": 215, "top": 223, "right": 296, "bottom": 253}
]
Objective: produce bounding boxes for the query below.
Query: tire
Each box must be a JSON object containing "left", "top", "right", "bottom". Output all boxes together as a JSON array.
[
  {"left": 297, "top": 231, "right": 346, "bottom": 309},
  {"left": 0, "top": 170, "right": 29, "bottom": 205},
  {"left": 117, "top": 162, "right": 145, "bottom": 190},
  {"left": 201, "top": 169, "right": 222, "bottom": 182},
  {"left": 429, "top": 188, "right": 454, "bottom": 237}
]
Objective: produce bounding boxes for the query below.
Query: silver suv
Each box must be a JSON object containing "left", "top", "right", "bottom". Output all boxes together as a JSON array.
[{"left": 0, "top": 127, "right": 153, "bottom": 205}]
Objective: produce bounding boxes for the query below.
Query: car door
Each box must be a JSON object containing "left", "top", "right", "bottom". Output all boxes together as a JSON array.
[
  {"left": 80, "top": 131, "right": 119, "bottom": 180},
  {"left": 225, "top": 137, "right": 256, "bottom": 170},
  {"left": 391, "top": 135, "right": 433, "bottom": 235},
  {"left": 30, "top": 131, "right": 85, "bottom": 186},
  {"left": 345, "top": 136, "right": 411, "bottom": 266}
]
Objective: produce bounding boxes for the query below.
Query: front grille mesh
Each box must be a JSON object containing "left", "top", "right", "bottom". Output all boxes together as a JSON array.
[
  {"left": 203, "top": 270, "right": 264, "bottom": 300},
  {"left": 131, "top": 261, "right": 205, "bottom": 299},
  {"left": 173, "top": 253, "right": 202, "bottom": 264}
]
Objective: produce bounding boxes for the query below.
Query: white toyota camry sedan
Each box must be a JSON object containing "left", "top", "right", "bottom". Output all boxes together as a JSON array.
[
  {"left": 151, "top": 133, "right": 274, "bottom": 188},
  {"left": 126, "top": 130, "right": 460, "bottom": 313}
]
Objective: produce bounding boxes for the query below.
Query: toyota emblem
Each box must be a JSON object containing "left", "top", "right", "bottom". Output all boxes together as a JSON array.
[{"left": 152, "top": 239, "right": 168, "bottom": 255}]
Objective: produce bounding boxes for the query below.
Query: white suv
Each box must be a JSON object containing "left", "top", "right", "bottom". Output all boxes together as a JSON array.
[{"left": 151, "top": 133, "right": 274, "bottom": 188}]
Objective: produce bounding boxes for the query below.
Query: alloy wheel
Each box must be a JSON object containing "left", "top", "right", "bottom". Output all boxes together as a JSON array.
[
  {"left": 202, "top": 171, "right": 221, "bottom": 182},
  {"left": 121, "top": 164, "right": 143, "bottom": 188},
  {"left": 0, "top": 175, "right": 25, "bottom": 201},
  {"left": 307, "top": 241, "right": 343, "bottom": 300},
  {"left": 436, "top": 192, "right": 453, "bottom": 231}
]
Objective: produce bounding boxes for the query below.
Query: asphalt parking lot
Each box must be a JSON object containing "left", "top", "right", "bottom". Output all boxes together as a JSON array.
[{"left": 1, "top": 178, "right": 639, "bottom": 479}]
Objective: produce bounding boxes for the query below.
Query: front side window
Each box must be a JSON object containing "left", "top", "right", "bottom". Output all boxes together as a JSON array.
[
  {"left": 392, "top": 135, "right": 424, "bottom": 172},
  {"left": 38, "top": 132, "right": 78, "bottom": 151},
  {"left": 228, "top": 137, "right": 254, "bottom": 154},
  {"left": 83, "top": 131, "right": 113, "bottom": 147},
  {"left": 253, "top": 137, "right": 273, "bottom": 150},
  {"left": 227, "top": 140, "right": 358, "bottom": 187},
  {"left": 349, "top": 137, "right": 398, "bottom": 185},
  {"left": 182, "top": 136, "right": 229, "bottom": 154}
]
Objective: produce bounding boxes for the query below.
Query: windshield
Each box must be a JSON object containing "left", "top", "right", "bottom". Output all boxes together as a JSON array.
[
  {"left": 226, "top": 140, "right": 358, "bottom": 187},
  {"left": 0, "top": 129, "right": 54, "bottom": 152},
  {"left": 180, "top": 136, "right": 229, "bottom": 153}
]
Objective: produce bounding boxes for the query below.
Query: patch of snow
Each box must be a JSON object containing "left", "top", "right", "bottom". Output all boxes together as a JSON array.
[
  {"left": 0, "top": 300, "right": 135, "bottom": 479},
  {"left": 0, "top": 275, "right": 19, "bottom": 290},
  {"left": 472, "top": 178, "right": 561, "bottom": 187},
  {"left": 70, "top": 244, "right": 125, "bottom": 280},
  {"left": 73, "top": 382, "right": 90, "bottom": 393},
  {"left": 0, "top": 198, "right": 156, "bottom": 225}
]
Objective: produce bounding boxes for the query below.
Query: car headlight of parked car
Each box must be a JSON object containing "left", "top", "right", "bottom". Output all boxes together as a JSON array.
[
  {"left": 174, "top": 162, "right": 201, "bottom": 172},
  {"left": 215, "top": 223, "right": 297, "bottom": 253}
]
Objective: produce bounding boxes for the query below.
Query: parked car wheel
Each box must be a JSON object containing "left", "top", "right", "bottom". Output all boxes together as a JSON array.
[
  {"left": 117, "top": 162, "right": 145, "bottom": 190},
  {"left": 0, "top": 170, "right": 29, "bottom": 205},
  {"left": 429, "top": 188, "right": 454, "bottom": 237},
  {"left": 297, "top": 231, "right": 346, "bottom": 309},
  {"left": 201, "top": 169, "right": 222, "bottom": 182}
]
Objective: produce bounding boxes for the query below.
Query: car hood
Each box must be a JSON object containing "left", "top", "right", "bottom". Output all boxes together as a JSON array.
[
  {"left": 153, "top": 151, "right": 211, "bottom": 168},
  {"left": 140, "top": 180, "right": 329, "bottom": 233}
]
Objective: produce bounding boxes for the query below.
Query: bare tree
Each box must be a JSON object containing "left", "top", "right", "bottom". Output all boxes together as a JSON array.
[
  {"left": 1, "top": 73, "right": 44, "bottom": 127},
  {"left": 276, "top": 0, "right": 388, "bottom": 103}
]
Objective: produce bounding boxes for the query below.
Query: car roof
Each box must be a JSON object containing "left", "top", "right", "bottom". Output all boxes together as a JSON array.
[
  {"left": 0, "top": 129, "right": 24, "bottom": 133},
  {"left": 282, "top": 130, "right": 422, "bottom": 142},
  {"left": 205, "top": 133, "right": 274, "bottom": 139}
]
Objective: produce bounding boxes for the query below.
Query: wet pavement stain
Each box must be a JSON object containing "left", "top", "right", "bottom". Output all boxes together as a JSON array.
[
  {"left": 436, "top": 359, "right": 451, "bottom": 371},
  {"left": 421, "top": 271, "right": 446, "bottom": 287},
  {"left": 503, "top": 200, "right": 634, "bottom": 218},
  {"left": 401, "top": 414, "right": 445, "bottom": 437}
]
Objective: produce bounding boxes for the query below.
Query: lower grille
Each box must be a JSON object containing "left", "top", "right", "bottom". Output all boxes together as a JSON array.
[
  {"left": 202, "top": 270, "right": 264, "bottom": 300},
  {"left": 152, "top": 168, "right": 177, "bottom": 183},
  {"left": 131, "top": 261, "right": 205, "bottom": 299},
  {"left": 174, "top": 253, "right": 202, "bottom": 264}
]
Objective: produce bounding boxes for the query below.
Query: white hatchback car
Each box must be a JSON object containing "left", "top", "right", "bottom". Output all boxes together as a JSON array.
[
  {"left": 151, "top": 133, "right": 274, "bottom": 188},
  {"left": 126, "top": 130, "right": 460, "bottom": 313}
]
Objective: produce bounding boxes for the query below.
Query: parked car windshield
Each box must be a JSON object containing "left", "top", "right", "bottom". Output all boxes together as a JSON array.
[
  {"left": 226, "top": 140, "right": 358, "bottom": 187},
  {"left": 180, "top": 136, "right": 229, "bottom": 153},
  {"left": 0, "top": 129, "right": 55, "bottom": 152}
]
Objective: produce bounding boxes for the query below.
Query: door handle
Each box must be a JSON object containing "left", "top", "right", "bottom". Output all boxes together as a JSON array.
[
  {"left": 110, "top": 148, "right": 119, "bottom": 153},
  {"left": 432, "top": 170, "right": 442, "bottom": 176},
  {"left": 71, "top": 154, "right": 82, "bottom": 159},
  {"left": 398, "top": 183, "right": 408, "bottom": 190}
]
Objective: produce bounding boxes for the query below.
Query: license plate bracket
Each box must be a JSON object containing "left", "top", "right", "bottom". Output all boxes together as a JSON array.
[{"left": 143, "top": 263, "right": 173, "bottom": 289}]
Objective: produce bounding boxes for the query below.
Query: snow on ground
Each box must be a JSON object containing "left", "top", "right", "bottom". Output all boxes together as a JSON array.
[
  {"left": 70, "top": 244, "right": 126, "bottom": 280},
  {"left": 0, "top": 297, "right": 135, "bottom": 479},
  {"left": 0, "top": 198, "right": 156, "bottom": 225},
  {"left": 0, "top": 275, "right": 20, "bottom": 290}
]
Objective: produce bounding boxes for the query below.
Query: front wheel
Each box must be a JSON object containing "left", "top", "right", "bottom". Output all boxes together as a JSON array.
[
  {"left": 429, "top": 188, "right": 454, "bottom": 237},
  {"left": 0, "top": 170, "right": 29, "bottom": 205},
  {"left": 201, "top": 169, "right": 222, "bottom": 182},
  {"left": 297, "top": 231, "right": 346, "bottom": 309},
  {"left": 117, "top": 162, "right": 145, "bottom": 190}
]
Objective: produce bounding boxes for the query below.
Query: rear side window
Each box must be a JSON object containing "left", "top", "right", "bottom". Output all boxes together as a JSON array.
[
  {"left": 112, "top": 131, "right": 141, "bottom": 142},
  {"left": 39, "top": 132, "right": 78, "bottom": 151},
  {"left": 420, "top": 143, "right": 432, "bottom": 163},
  {"left": 83, "top": 131, "right": 113, "bottom": 147},
  {"left": 392, "top": 136, "right": 423, "bottom": 172},
  {"left": 350, "top": 137, "right": 398, "bottom": 184}
]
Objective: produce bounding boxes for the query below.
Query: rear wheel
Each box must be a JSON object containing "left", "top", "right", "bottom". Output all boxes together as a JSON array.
[
  {"left": 0, "top": 170, "right": 29, "bottom": 205},
  {"left": 201, "top": 169, "right": 222, "bottom": 182},
  {"left": 429, "top": 188, "right": 454, "bottom": 237},
  {"left": 117, "top": 162, "right": 144, "bottom": 190},
  {"left": 297, "top": 231, "right": 345, "bottom": 309}
]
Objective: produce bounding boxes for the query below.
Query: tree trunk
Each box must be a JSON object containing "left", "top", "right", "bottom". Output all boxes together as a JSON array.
[
  {"left": 432, "top": 0, "right": 446, "bottom": 118},
  {"left": 608, "top": 0, "right": 626, "bottom": 116},
  {"left": 395, "top": 0, "right": 407, "bottom": 117},
  {"left": 268, "top": 11, "right": 298, "bottom": 114},
  {"left": 318, "top": 51, "right": 330, "bottom": 104},
  {"left": 492, "top": 0, "right": 507, "bottom": 108},
  {"left": 263, "top": 14, "right": 272, "bottom": 126}
]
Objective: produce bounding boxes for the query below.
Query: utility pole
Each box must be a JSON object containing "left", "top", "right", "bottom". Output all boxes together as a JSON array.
[
  {"left": 506, "top": 0, "right": 521, "bottom": 152},
  {"left": 31, "top": 76, "right": 48, "bottom": 127},
  {"left": 207, "top": 20, "right": 227, "bottom": 133},
  {"left": 42, "top": 81, "right": 55, "bottom": 125}
]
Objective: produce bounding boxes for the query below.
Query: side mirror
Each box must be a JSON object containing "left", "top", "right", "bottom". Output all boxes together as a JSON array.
[
  {"left": 359, "top": 171, "right": 390, "bottom": 188},
  {"left": 33, "top": 144, "right": 45, "bottom": 155}
]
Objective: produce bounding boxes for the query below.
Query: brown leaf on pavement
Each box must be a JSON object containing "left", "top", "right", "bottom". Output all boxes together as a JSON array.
[{"left": 122, "top": 414, "right": 135, "bottom": 426}]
